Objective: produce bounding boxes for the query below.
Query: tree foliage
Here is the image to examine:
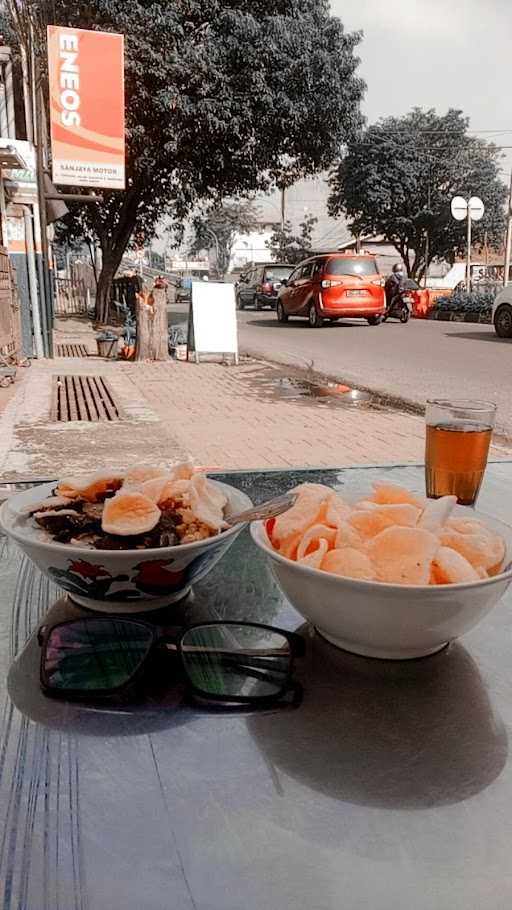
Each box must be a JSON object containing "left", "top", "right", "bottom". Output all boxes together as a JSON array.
[
  {"left": 328, "top": 108, "right": 507, "bottom": 281},
  {"left": 267, "top": 214, "right": 318, "bottom": 263},
  {"left": 6, "top": 0, "right": 364, "bottom": 320},
  {"left": 189, "top": 200, "right": 261, "bottom": 277}
]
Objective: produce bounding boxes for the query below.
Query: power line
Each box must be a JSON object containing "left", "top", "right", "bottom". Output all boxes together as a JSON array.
[{"left": 348, "top": 141, "right": 512, "bottom": 151}]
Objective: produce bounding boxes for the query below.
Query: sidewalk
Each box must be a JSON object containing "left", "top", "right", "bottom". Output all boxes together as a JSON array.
[{"left": 0, "top": 317, "right": 510, "bottom": 480}]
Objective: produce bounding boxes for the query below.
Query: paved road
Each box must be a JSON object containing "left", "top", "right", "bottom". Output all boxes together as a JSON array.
[
  {"left": 167, "top": 304, "right": 512, "bottom": 437},
  {"left": 236, "top": 310, "right": 512, "bottom": 436}
]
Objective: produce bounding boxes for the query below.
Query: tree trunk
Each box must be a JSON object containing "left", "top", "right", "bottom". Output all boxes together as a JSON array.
[
  {"left": 95, "top": 257, "right": 117, "bottom": 324},
  {"left": 95, "top": 189, "right": 141, "bottom": 323},
  {"left": 135, "top": 287, "right": 169, "bottom": 361}
]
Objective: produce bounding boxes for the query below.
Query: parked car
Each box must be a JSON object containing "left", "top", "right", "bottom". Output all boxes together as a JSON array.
[
  {"left": 492, "top": 286, "right": 512, "bottom": 338},
  {"left": 176, "top": 276, "right": 193, "bottom": 304},
  {"left": 276, "top": 253, "right": 386, "bottom": 327},
  {"left": 236, "top": 263, "right": 294, "bottom": 310}
]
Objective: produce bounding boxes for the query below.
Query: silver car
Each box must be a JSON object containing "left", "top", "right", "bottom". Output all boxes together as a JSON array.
[{"left": 492, "top": 286, "right": 512, "bottom": 338}]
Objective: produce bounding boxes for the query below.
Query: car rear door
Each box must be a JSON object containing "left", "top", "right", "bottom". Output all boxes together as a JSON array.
[
  {"left": 293, "top": 262, "right": 314, "bottom": 314},
  {"left": 280, "top": 266, "right": 301, "bottom": 314},
  {"left": 238, "top": 269, "right": 254, "bottom": 307}
]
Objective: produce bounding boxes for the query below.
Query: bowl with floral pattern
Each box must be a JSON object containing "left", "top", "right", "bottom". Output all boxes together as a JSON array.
[{"left": 0, "top": 481, "right": 252, "bottom": 613}]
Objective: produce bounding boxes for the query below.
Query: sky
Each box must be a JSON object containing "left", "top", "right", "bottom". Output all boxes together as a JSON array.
[{"left": 331, "top": 0, "right": 512, "bottom": 176}]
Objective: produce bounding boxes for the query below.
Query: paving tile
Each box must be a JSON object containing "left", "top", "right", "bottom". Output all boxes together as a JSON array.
[{"left": 1, "top": 318, "right": 510, "bottom": 480}]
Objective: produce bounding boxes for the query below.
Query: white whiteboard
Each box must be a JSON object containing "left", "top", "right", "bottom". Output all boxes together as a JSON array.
[{"left": 191, "top": 282, "right": 238, "bottom": 355}]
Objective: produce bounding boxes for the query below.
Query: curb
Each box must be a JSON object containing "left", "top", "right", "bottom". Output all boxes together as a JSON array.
[{"left": 428, "top": 311, "right": 491, "bottom": 324}]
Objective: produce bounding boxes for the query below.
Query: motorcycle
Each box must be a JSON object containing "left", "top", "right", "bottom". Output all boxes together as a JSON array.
[{"left": 383, "top": 280, "right": 418, "bottom": 324}]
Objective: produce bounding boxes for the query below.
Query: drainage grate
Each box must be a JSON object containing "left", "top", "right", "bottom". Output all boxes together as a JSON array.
[
  {"left": 57, "top": 344, "right": 90, "bottom": 358},
  {"left": 52, "top": 375, "right": 122, "bottom": 422}
]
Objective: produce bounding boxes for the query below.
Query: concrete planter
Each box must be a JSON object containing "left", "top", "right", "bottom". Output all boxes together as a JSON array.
[{"left": 429, "top": 311, "right": 491, "bottom": 324}]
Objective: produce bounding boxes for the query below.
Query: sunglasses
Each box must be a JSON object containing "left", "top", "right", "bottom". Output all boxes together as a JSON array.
[{"left": 37, "top": 617, "right": 305, "bottom": 706}]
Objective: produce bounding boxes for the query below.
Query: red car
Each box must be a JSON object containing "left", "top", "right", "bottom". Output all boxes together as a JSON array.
[{"left": 276, "top": 252, "right": 386, "bottom": 327}]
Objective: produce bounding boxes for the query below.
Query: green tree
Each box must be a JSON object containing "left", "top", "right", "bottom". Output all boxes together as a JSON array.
[
  {"left": 189, "top": 200, "right": 261, "bottom": 277},
  {"left": 6, "top": 0, "right": 364, "bottom": 321},
  {"left": 328, "top": 108, "right": 507, "bottom": 281},
  {"left": 267, "top": 214, "right": 318, "bottom": 263}
]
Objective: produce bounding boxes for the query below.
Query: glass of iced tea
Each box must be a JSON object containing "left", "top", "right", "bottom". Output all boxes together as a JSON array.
[{"left": 425, "top": 399, "right": 496, "bottom": 505}]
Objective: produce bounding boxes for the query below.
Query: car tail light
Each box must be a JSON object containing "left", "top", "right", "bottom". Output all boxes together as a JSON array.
[
  {"left": 321, "top": 279, "right": 343, "bottom": 289},
  {"left": 371, "top": 278, "right": 385, "bottom": 287},
  {"left": 262, "top": 282, "right": 273, "bottom": 295}
]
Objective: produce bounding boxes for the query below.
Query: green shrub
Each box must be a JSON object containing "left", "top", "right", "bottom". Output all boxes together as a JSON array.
[{"left": 431, "top": 289, "right": 493, "bottom": 320}]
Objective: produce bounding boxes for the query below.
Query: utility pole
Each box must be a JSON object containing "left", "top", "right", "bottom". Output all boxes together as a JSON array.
[
  {"left": 424, "top": 169, "right": 431, "bottom": 288},
  {"left": 280, "top": 186, "right": 285, "bottom": 231},
  {"left": 504, "top": 169, "right": 512, "bottom": 287},
  {"left": 33, "top": 49, "right": 53, "bottom": 356}
]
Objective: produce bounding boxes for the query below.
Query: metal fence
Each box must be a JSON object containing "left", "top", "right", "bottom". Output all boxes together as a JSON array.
[{"left": 54, "top": 276, "right": 88, "bottom": 315}]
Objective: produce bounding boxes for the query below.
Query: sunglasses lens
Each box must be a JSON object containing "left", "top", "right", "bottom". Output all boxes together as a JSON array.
[
  {"left": 42, "top": 619, "right": 154, "bottom": 692},
  {"left": 180, "top": 624, "right": 292, "bottom": 700}
]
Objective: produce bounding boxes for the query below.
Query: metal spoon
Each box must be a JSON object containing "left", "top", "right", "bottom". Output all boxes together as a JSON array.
[{"left": 225, "top": 491, "right": 297, "bottom": 528}]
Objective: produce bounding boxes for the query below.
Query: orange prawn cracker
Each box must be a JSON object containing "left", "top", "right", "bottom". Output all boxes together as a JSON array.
[
  {"left": 441, "top": 524, "right": 505, "bottom": 572},
  {"left": 335, "top": 521, "right": 362, "bottom": 549},
  {"left": 321, "top": 548, "right": 376, "bottom": 581},
  {"left": 349, "top": 504, "right": 420, "bottom": 539},
  {"left": 298, "top": 538, "right": 330, "bottom": 569},
  {"left": 273, "top": 495, "right": 327, "bottom": 545},
  {"left": 367, "top": 526, "right": 439, "bottom": 585},
  {"left": 324, "top": 493, "right": 352, "bottom": 527},
  {"left": 297, "top": 524, "right": 337, "bottom": 560},
  {"left": 370, "top": 481, "right": 425, "bottom": 508},
  {"left": 432, "top": 547, "right": 481, "bottom": 584}
]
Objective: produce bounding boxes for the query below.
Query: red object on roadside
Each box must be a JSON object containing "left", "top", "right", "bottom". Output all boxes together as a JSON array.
[
  {"left": 411, "top": 289, "right": 431, "bottom": 318},
  {"left": 411, "top": 288, "right": 451, "bottom": 319}
]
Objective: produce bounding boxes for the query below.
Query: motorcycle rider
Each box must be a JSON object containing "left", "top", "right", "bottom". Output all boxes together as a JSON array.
[{"left": 384, "top": 262, "right": 405, "bottom": 315}]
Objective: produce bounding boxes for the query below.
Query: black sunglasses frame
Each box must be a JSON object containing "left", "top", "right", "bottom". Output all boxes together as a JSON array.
[{"left": 37, "top": 617, "right": 305, "bottom": 706}]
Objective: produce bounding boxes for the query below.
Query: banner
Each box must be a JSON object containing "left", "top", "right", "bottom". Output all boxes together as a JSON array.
[{"left": 47, "top": 26, "right": 125, "bottom": 189}]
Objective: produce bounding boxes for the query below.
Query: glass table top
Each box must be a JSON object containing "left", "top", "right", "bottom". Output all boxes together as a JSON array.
[{"left": 1, "top": 463, "right": 512, "bottom": 910}]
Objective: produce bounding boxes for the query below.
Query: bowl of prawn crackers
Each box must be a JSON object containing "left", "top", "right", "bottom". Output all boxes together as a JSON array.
[{"left": 251, "top": 480, "right": 512, "bottom": 659}]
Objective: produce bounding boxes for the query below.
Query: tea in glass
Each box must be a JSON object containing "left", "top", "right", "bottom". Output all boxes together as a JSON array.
[{"left": 425, "top": 400, "right": 496, "bottom": 505}]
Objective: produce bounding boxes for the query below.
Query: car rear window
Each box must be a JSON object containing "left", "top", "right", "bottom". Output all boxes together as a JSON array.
[
  {"left": 264, "top": 266, "right": 293, "bottom": 280},
  {"left": 325, "top": 257, "right": 379, "bottom": 277}
]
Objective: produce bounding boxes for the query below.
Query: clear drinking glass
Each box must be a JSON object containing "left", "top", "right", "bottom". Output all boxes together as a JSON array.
[{"left": 425, "top": 399, "right": 496, "bottom": 505}]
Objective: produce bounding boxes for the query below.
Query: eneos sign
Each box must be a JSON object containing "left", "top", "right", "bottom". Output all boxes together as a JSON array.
[{"left": 47, "top": 26, "right": 125, "bottom": 189}]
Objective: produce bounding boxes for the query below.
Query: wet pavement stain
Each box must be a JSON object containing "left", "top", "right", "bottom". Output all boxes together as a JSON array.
[{"left": 235, "top": 366, "right": 375, "bottom": 409}]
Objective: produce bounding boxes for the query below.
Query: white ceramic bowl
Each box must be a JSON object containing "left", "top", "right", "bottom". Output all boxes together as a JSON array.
[
  {"left": 251, "top": 508, "right": 512, "bottom": 659},
  {"left": 1, "top": 481, "right": 252, "bottom": 613}
]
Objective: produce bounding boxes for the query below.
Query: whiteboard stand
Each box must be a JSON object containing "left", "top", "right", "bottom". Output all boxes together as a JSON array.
[{"left": 188, "top": 282, "right": 239, "bottom": 365}]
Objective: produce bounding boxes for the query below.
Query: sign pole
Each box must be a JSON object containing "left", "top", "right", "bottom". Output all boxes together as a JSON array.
[
  {"left": 466, "top": 208, "right": 472, "bottom": 293},
  {"left": 504, "top": 169, "right": 512, "bottom": 287},
  {"left": 451, "top": 196, "right": 483, "bottom": 295}
]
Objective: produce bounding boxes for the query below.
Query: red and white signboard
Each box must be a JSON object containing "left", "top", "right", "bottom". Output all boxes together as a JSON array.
[{"left": 47, "top": 26, "right": 125, "bottom": 189}]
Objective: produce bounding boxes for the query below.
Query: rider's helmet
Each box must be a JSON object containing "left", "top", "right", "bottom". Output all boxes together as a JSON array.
[{"left": 392, "top": 262, "right": 404, "bottom": 274}]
